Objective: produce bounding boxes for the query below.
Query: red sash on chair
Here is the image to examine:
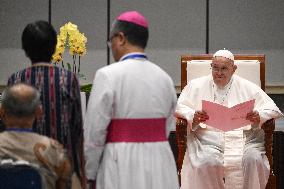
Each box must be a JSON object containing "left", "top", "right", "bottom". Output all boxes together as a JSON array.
[{"left": 106, "top": 118, "right": 167, "bottom": 142}]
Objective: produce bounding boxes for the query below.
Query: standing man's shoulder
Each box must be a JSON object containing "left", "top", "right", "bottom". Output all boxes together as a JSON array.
[
  {"left": 55, "top": 66, "right": 80, "bottom": 84},
  {"left": 148, "top": 61, "right": 174, "bottom": 81},
  {"left": 7, "top": 67, "right": 31, "bottom": 85},
  {"left": 93, "top": 62, "right": 129, "bottom": 84},
  {"left": 96, "top": 62, "right": 120, "bottom": 76},
  {"left": 8, "top": 67, "right": 28, "bottom": 77},
  {"left": 56, "top": 66, "right": 75, "bottom": 77}
]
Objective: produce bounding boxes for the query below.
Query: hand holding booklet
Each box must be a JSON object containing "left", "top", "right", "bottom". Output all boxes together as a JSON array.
[{"left": 202, "top": 99, "right": 255, "bottom": 131}]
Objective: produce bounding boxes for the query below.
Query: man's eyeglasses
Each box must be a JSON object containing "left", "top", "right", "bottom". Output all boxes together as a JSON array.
[
  {"left": 210, "top": 64, "right": 232, "bottom": 73},
  {"left": 106, "top": 40, "right": 112, "bottom": 49},
  {"left": 106, "top": 34, "right": 119, "bottom": 48}
]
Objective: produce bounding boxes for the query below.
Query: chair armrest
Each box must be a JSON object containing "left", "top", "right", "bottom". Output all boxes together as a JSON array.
[
  {"left": 262, "top": 119, "right": 275, "bottom": 173},
  {"left": 262, "top": 119, "right": 276, "bottom": 189},
  {"left": 176, "top": 118, "right": 188, "bottom": 175}
]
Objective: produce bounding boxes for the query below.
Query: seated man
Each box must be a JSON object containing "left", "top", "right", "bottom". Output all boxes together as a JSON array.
[
  {"left": 0, "top": 83, "right": 71, "bottom": 189},
  {"left": 175, "top": 49, "right": 283, "bottom": 189}
]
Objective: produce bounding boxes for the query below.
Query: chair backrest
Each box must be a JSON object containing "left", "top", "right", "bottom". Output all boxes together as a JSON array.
[
  {"left": 0, "top": 164, "right": 43, "bottom": 189},
  {"left": 187, "top": 59, "right": 261, "bottom": 87},
  {"left": 180, "top": 54, "right": 265, "bottom": 90}
]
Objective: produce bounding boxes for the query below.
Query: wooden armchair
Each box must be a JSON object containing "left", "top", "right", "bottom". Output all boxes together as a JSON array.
[{"left": 176, "top": 54, "right": 276, "bottom": 189}]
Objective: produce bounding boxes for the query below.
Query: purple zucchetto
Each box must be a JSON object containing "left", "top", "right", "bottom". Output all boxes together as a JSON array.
[{"left": 116, "top": 11, "right": 148, "bottom": 28}]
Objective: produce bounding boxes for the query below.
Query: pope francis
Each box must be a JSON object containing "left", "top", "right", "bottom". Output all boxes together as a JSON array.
[{"left": 175, "top": 49, "right": 283, "bottom": 189}]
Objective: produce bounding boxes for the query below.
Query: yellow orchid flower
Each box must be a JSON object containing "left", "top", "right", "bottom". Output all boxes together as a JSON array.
[{"left": 52, "top": 22, "right": 87, "bottom": 77}]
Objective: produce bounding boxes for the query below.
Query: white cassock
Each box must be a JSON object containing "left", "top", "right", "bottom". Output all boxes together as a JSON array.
[
  {"left": 84, "top": 52, "right": 179, "bottom": 189},
  {"left": 176, "top": 74, "right": 283, "bottom": 189}
]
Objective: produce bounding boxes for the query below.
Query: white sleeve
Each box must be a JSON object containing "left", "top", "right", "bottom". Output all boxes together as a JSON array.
[
  {"left": 254, "top": 89, "right": 283, "bottom": 127},
  {"left": 83, "top": 69, "right": 113, "bottom": 180},
  {"left": 166, "top": 80, "right": 177, "bottom": 136},
  {"left": 175, "top": 84, "right": 196, "bottom": 130}
]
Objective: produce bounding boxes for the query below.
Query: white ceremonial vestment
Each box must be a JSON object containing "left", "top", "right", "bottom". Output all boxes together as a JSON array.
[
  {"left": 176, "top": 74, "right": 283, "bottom": 189},
  {"left": 84, "top": 53, "right": 179, "bottom": 189}
]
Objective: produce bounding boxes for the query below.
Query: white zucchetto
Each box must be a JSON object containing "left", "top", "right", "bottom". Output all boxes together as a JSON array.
[{"left": 213, "top": 49, "right": 234, "bottom": 61}]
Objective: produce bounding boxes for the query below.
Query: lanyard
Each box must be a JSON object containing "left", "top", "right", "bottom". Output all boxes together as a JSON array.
[
  {"left": 6, "top": 128, "right": 33, "bottom": 133},
  {"left": 121, "top": 54, "right": 148, "bottom": 61}
]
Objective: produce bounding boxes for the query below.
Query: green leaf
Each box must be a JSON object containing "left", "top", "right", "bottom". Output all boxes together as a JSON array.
[
  {"left": 80, "top": 84, "right": 92, "bottom": 93},
  {"left": 66, "top": 62, "right": 72, "bottom": 71}
]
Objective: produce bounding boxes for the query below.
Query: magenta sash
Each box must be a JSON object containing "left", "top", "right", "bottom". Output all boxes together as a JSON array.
[{"left": 106, "top": 118, "right": 167, "bottom": 142}]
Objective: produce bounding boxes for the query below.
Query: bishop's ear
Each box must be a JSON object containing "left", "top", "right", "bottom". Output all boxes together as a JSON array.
[{"left": 117, "top": 32, "right": 127, "bottom": 46}]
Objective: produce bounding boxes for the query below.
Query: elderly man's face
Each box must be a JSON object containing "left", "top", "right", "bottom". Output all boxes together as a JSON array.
[{"left": 211, "top": 56, "right": 237, "bottom": 88}]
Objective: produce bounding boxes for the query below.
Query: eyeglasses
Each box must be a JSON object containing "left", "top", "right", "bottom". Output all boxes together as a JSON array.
[
  {"left": 106, "top": 40, "right": 112, "bottom": 49},
  {"left": 211, "top": 64, "right": 232, "bottom": 73},
  {"left": 106, "top": 33, "right": 119, "bottom": 48}
]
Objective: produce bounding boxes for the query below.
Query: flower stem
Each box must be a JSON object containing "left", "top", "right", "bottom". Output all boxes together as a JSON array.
[
  {"left": 73, "top": 55, "right": 77, "bottom": 74},
  {"left": 78, "top": 56, "right": 81, "bottom": 74}
]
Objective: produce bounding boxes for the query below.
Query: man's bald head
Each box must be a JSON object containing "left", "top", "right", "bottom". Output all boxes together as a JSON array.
[{"left": 1, "top": 83, "right": 40, "bottom": 117}]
